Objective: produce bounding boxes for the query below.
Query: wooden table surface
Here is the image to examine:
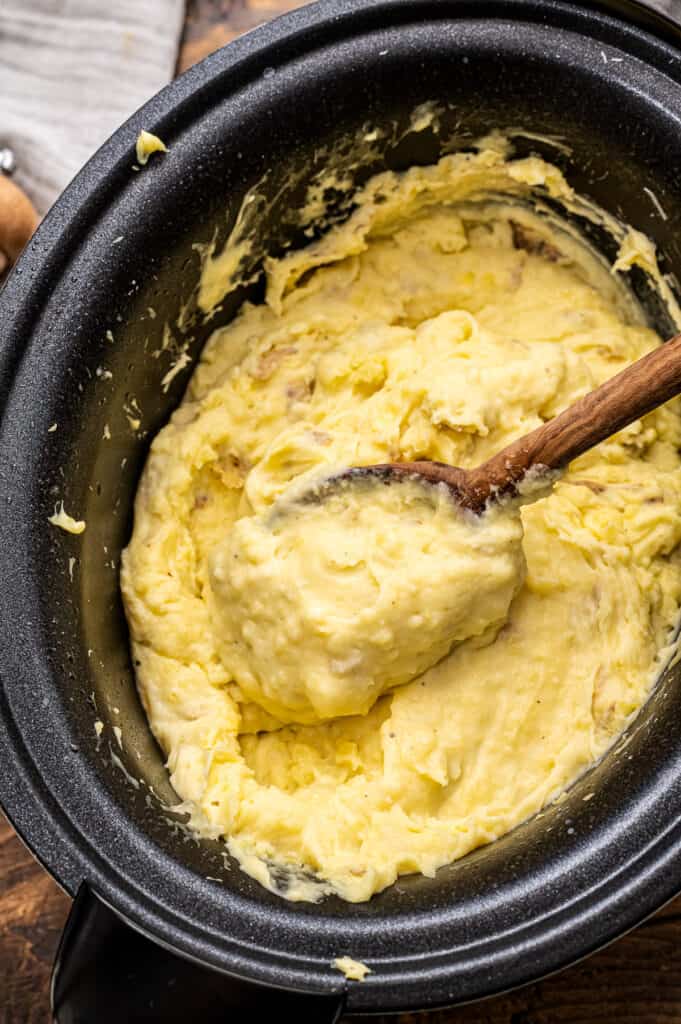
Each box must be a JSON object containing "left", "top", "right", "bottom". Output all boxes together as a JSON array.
[{"left": 4, "top": 2, "right": 681, "bottom": 1021}]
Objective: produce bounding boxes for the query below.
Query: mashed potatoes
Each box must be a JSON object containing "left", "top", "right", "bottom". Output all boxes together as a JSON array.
[
  {"left": 121, "top": 141, "right": 681, "bottom": 902},
  {"left": 210, "top": 477, "right": 525, "bottom": 723}
]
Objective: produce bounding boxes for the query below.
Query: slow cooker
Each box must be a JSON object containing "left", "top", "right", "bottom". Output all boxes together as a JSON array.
[{"left": 3, "top": 1, "right": 681, "bottom": 1019}]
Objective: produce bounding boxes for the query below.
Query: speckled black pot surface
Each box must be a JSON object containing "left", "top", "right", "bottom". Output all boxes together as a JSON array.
[{"left": 3, "top": 0, "right": 681, "bottom": 1016}]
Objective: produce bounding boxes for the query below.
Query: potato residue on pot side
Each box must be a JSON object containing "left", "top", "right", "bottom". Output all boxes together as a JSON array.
[
  {"left": 333, "top": 956, "right": 371, "bottom": 981},
  {"left": 121, "top": 141, "right": 681, "bottom": 903},
  {"left": 49, "top": 501, "right": 86, "bottom": 535},
  {"left": 135, "top": 129, "right": 168, "bottom": 167}
]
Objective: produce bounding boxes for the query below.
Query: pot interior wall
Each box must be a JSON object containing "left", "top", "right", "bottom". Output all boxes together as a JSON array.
[{"left": 5, "top": 1, "right": 681, "bottom": 1010}]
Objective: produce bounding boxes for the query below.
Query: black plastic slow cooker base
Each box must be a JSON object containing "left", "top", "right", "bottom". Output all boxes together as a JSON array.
[
  {"left": 5, "top": 0, "right": 681, "bottom": 1017},
  {"left": 53, "top": 886, "right": 345, "bottom": 1022}
]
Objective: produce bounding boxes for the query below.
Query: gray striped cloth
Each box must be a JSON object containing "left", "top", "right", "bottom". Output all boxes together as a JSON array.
[{"left": 0, "top": 0, "right": 184, "bottom": 215}]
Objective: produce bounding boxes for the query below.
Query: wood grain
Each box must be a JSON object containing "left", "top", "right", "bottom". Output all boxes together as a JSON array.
[
  {"left": 4, "top": 1, "right": 681, "bottom": 1022},
  {"left": 0, "top": 814, "right": 69, "bottom": 1024},
  {"left": 178, "top": 0, "right": 309, "bottom": 72}
]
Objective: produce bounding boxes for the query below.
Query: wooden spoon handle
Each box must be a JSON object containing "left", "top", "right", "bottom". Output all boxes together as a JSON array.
[{"left": 468, "top": 332, "right": 681, "bottom": 505}]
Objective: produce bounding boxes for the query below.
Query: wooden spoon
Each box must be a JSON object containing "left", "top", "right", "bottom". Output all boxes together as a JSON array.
[{"left": 318, "top": 332, "right": 681, "bottom": 514}]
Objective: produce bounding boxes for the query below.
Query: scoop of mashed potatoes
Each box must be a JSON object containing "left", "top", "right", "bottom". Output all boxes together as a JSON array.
[
  {"left": 121, "top": 140, "right": 681, "bottom": 903},
  {"left": 209, "top": 477, "right": 525, "bottom": 723}
]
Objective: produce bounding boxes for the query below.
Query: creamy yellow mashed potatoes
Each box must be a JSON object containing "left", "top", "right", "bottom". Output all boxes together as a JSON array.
[
  {"left": 121, "top": 142, "right": 681, "bottom": 903},
  {"left": 211, "top": 478, "right": 524, "bottom": 723}
]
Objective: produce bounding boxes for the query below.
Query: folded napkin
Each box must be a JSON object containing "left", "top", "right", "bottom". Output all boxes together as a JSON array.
[{"left": 0, "top": 0, "right": 185, "bottom": 215}]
